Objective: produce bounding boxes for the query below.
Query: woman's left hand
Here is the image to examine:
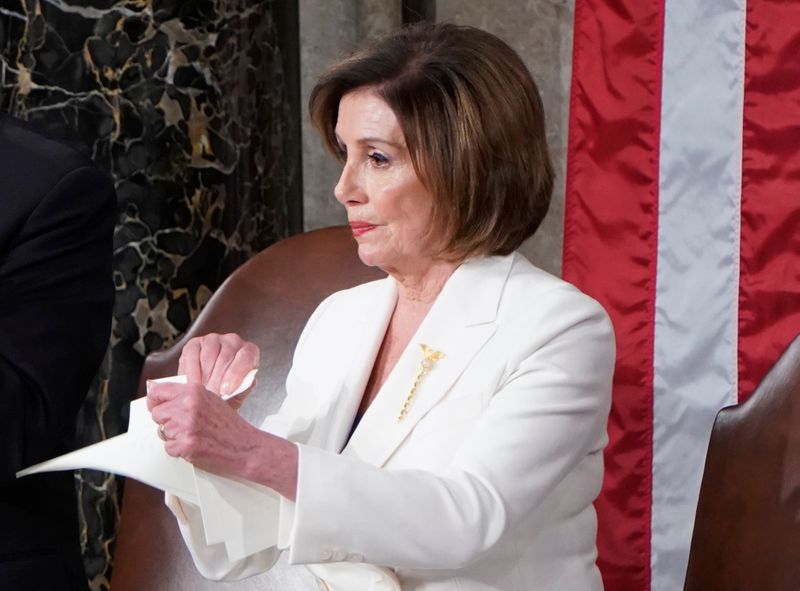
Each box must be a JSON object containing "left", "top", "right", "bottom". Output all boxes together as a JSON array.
[
  {"left": 146, "top": 380, "right": 263, "bottom": 478},
  {"left": 147, "top": 380, "right": 299, "bottom": 499}
]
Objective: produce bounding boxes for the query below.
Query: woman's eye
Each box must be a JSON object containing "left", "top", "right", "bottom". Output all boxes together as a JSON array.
[{"left": 368, "top": 151, "right": 389, "bottom": 166}]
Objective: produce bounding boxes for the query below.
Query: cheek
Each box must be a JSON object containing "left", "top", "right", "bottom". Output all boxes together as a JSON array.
[
  {"left": 369, "top": 172, "right": 435, "bottom": 236},
  {"left": 402, "top": 194, "right": 435, "bottom": 231},
  {"left": 402, "top": 209, "right": 431, "bottom": 237}
]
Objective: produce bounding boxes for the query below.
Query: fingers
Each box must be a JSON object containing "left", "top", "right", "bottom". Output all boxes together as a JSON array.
[
  {"left": 163, "top": 439, "right": 182, "bottom": 458},
  {"left": 205, "top": 335, "right": 239, "bottom": 394},
  {"left": 178, "top": 338, "right": 203, "bottom": 384},
  {"left": 146, "top": 380, "right": 183, "bottom": 412},
  {"left": 149, "top": 382, "right": 221, "bottom": 457},
  {"left": 177, "top": 333, "right": 260, "bottom": 396},
  {"left": 149, "top": 382, "right": 207, "bottom": 418},
  {"left": 199, "top": 335, "right": 222, "bottom": 384},
  {"left": 219, "top": 341, "right": 259, "bottom": 396}
]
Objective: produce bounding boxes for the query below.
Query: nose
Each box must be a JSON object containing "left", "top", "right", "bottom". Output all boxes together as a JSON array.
[{"left": 334, "top": 160, "right": 365, "bottom": 206}]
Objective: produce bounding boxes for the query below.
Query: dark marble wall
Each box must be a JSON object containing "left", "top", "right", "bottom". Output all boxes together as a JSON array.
[{"left": 0, "top": 0, "right": 301, "bottom": 588}]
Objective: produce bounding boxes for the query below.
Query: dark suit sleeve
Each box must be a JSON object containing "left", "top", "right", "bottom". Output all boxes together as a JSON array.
[{"left": 0, "top": 165, "right": 115, "bottom": 483}]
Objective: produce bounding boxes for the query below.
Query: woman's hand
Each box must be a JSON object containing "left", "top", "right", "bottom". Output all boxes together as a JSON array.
[
  {"left": 178, "top": 333, "right": 259, "bottom": 408},
  {"left": 147, "top": 382, "right": 253, "bottom": 474},
  {"left": 146, "top": 381, "right": 298, "bottom": 499}
]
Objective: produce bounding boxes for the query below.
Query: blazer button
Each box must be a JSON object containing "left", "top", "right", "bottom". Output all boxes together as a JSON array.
[
  {"left": 319, "top": 549, "right": 332, "bottom": 561},
  {"left": 332, "top": 549, "right": 347, "bottom": 561}
]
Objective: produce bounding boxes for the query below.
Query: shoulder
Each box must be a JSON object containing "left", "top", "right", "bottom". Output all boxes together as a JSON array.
[
  {"left": 480, "top": 252, "right": 615, "bottom": 356},
  {"left": 0, "top": 116, "right": 114, "bottom": 241},
  {"left": 505, "top": 253, "right": 609, "bottom": 320},
  {"left": 0, "top": 115, "right": 95, "bottom": 177},
  {"left": 465, "top": 252, "right": 611, "bottom": 328},
  {"left": 0, "top": 115, "right": 111, "bottom": 204},
  {"left": 473, "top": 255, "right": 615, "bottom": 412}
]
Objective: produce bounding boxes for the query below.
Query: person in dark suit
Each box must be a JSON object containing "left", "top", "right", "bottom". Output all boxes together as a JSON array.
[{"left": 0, "top": 114, "right": 115, "bottom": 591}]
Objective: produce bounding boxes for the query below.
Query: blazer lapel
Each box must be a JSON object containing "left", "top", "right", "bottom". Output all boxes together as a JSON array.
[
  {"left": 343, "top": 254, "right": 514, "bottom": 468},
  {"left": 316, "top": 277, "right": 398, "bottom": 453}
]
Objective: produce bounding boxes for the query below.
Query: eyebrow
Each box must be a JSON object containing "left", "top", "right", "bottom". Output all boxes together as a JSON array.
[{"left": 334, "top": 133, "right": 406, "bottom": 150}]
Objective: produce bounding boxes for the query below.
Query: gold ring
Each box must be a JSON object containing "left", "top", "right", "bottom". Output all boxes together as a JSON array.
[{"left": 158, "top": 423, "right": 167, "bottom": 441}]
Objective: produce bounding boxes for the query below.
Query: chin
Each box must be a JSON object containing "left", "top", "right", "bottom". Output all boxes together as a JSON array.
[
  {"left": 357, "top": 244, "right": 399, "bottom": 272},
  {"left": 355, "top": 245, "right": 382, "bottom": 268}
]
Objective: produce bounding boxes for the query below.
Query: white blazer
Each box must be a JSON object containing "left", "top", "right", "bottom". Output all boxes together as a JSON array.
[{"left": 167, "top": 252, "right": 615, "bottom": 591}]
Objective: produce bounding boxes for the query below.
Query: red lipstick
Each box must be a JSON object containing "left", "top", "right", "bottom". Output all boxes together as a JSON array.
[{"left": 349, "top": 221, "right": 377, "bottom": 237}]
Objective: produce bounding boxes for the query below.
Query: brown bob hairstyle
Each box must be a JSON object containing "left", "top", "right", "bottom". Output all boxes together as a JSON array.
[{"left": 310, "top": 22, "right": 554, "bottom": 260}]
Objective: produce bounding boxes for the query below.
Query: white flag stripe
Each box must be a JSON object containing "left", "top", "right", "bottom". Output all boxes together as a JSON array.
[{"left": 651, "top": 1, "right": 747, "bottom": 590}]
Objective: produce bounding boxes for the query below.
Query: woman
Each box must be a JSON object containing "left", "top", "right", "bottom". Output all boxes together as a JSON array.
[{"left": 147, "top": 22, "right": 615, "bottom": 591}]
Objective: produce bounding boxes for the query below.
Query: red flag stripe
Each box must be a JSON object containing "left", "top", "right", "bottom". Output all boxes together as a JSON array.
[
  {"left": 562, "top": 1, "right": 665, "bottom": 590},
  {"left": 738, "top": 0, "right": 800, "bottom": 402}
]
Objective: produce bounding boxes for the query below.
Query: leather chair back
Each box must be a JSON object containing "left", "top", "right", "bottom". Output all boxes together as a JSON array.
[
  {"left": 111, "top": 226, "right": 384, "bottom": 590},
  {"left": 684, "top": 334, "right": 800, "bottom": 591}
]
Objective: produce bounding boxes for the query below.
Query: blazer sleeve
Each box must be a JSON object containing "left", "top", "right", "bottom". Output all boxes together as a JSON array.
[
  {"left": 0, "top": 165, "right": 115, "bottom": 482},
  {"left": 286, "top": 288, "right": 615, "bottom": 570},
  {"left": 162, "top": 292, "right": 338, "bottom": 580}
]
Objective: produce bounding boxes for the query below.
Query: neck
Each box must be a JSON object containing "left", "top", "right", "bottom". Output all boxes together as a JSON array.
[{"left": 388, "top": 258, "right": 460, "bottom": 307}]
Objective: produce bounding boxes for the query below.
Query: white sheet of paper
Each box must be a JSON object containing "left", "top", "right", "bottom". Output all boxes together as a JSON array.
[
  {"left": 16, "top": 395, "right": 199, "bottom": 502},
  {"left": 16, "top": 369, "right": 272, "bottom": 561},
  {"left": 194, "top": 468, "right": 281, "bottom": 561}
]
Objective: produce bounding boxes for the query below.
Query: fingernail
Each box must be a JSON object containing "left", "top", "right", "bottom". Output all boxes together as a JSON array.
[
  {"left": 145, "top": 379, "right": 153, "bottom": 393},
  {"left": 220, "top": 381, "right": 231, "bottom": 396}
]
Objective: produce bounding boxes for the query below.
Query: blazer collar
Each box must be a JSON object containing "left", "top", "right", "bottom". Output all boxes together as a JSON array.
[{"left": 339, "top": 254, "right": 515, "bottom": 467}]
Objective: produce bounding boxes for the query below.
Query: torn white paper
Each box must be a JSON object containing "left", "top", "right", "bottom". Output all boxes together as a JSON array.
[{"left": 16, "top": 370, "right": 280, "bottom": 561}]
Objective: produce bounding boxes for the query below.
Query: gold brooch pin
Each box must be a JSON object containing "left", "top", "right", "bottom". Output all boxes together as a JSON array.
[{"left": 397, "top": 344, "right": 445, "bottom": 422}]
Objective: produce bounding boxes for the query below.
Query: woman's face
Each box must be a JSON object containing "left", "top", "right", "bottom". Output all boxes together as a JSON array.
[{"left": 334, "top": 88, "right": 438, "bottom": 275}]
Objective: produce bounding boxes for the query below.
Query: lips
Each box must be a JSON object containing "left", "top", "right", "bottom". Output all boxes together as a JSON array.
[{"left": 349, "top": 221, "right": 377, "bottom": 237}]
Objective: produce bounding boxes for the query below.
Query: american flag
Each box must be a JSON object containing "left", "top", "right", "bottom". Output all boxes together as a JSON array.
[{"left": 562, "top": 1, "right": 800, "bottom": 590}]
